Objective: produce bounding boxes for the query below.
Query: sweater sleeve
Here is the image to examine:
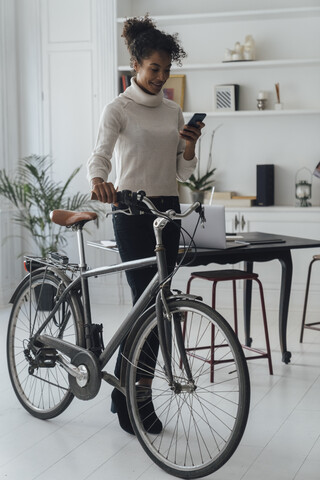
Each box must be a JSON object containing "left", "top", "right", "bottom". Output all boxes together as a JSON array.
[
  {"left": 86, "top": 101, "right": 124, "bottom": 185},
  {"left": 175, "top": 109, "right": 198, "bottom": 182}
]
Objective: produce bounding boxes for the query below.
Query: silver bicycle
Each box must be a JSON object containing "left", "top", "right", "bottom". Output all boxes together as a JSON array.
[{"left": 6, "top": 190, "right": 250, "bottom": 479}]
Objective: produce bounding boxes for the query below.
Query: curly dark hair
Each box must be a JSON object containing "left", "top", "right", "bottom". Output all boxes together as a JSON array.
[{"left": 122, "top": 14, "right": 187, "bottom": 67}]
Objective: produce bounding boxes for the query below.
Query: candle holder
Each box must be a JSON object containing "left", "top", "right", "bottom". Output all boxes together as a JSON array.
[
  {"left": 295, "top": 167, "right": 312, "bottom": 207},
  {"left": 257, "top": 98, "right": 267, "bottom": 110}
]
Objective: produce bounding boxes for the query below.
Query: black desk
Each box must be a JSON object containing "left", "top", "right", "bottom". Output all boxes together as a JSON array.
[{"left": 182, "top": 232, "right": 320, "bottom": 364}]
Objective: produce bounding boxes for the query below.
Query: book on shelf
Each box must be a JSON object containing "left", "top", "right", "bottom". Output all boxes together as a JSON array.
[
  {"left": 119, "top": 74, "right": 131, "bottom": 93},
  {"left": 232, "top": 195, "right": 256, "bottom": 200},
  {"left": 204, "top": 191, "right": 256, "bottom": 206},
  {"left": 210, "top": 191, "right": 236, "bottom": 199},
  {"left": 209, "top": 197, "right": 256, "bottom": 207}
]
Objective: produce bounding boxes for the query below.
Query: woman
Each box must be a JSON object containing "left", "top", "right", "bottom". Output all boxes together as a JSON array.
[{"left": 87, "top": 15, "right": 204, "bottom": 434}]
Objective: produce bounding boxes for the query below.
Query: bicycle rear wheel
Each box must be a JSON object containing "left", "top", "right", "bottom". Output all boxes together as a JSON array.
[
  {"left": 7, "top": 269, "right": 84, "bottom": 419},
  {"left": 126, "top": 299, "right": 250, "bottom": 479}
]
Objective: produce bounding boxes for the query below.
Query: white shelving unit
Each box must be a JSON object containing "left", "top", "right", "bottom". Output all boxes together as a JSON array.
[
  {"left": 117, "top": 6, "right": 320, "bottom": 26},
  {"left": 116, "top": 5, "right": 320, "bottom": 112},
  {"left": 183, "top": 109, "right": 320, "bottom": 118},
  {"left": 119, "top": 58, "right": 320, "bottom": 72},
  {"left": 112, "top": 1, "right": 320, "bottom": 298},
  {"left": 115, "top": 1, "right": 320, "bottom": 207}
]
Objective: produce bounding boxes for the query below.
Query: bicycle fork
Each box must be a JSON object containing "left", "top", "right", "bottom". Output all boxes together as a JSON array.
[
  {"left": 153, "top": 215, "right": 196, "bottom": 393},
  {"left": 156, "top": 291, "right": 196, "bottom": 393}
]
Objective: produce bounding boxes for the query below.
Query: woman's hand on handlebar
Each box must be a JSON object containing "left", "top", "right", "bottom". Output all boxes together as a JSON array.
[{"left": 91, "top": 178, "right": 118, "bottom": 204}]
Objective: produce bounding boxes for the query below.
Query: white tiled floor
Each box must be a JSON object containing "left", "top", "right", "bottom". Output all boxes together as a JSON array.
[{"left": 1, "top": 302, "right": 320, "bottom": 480}]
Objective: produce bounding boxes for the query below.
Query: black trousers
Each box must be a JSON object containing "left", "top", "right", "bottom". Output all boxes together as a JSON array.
[{"left": 112, "top": 196, "right": 181, "bottom": 379}]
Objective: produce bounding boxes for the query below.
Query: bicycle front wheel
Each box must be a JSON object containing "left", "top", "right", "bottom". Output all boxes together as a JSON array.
[
  {"left": 7, "top": 269, "right": 84, "bottom": 419},
  {"left": 126, "top": 299, "right": 250, "bottom": 479}
]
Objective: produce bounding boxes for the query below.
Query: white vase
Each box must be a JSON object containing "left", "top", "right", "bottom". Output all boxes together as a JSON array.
[{"left": 190, "top": 190, "right": 205, "bottom": 203}]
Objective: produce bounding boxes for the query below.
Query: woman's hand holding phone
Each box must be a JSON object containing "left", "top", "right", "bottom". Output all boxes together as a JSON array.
[
  {"left": 179, "top": 113, "right": 206, "bottom": 148},
  {"left": 187, "top": 113, "right": 206, "bottom": 128},
  {"left": 179, "top": 113, "right": 206, "bottom": 160}
]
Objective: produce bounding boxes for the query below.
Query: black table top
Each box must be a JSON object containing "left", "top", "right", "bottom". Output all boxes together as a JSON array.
[{"left": 180, "top": 232, "right": 320, "bottom": 267}]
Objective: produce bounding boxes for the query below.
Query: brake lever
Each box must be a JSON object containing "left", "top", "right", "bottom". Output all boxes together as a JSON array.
[{"left": 105, "top": 208, "right": 132, "bottom": 218}]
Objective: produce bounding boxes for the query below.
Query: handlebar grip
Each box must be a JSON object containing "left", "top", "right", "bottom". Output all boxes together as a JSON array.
[
  {"left": 90, "top": 189, "right": 146, "bottom": 206},
  {"left": 116, "top": 190, "right": 146, "bottom": 206}
]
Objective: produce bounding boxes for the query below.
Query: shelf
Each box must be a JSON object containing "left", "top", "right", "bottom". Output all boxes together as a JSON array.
[
  {"left": 118, "top": 58, "right": 320, "bottom": 72},
  {"left": 183, "top": 110, "right": 320, "bottom": 118},
  {"left": 224, "top": 206, "right": 320, "bottom": 211},
  {"left": 117, "top": 7, "right": 320, "bottom": 26}
]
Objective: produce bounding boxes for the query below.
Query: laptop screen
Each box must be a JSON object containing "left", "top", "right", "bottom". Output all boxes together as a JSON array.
[{"left": 180, "top": 204, "right": 227, "bottom": 249}]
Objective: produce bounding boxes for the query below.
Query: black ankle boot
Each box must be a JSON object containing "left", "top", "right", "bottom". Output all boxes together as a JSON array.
[
  {"left": 111, "top": 388, "right": 134, "bottom": 435},
  {"left": 136, "top": 386, "right": 163, "bottom": 434}
]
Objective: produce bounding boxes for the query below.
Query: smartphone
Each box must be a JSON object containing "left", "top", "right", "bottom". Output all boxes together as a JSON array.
[{"left": 187, "top": 113, "right": 206, "bottom": 128}]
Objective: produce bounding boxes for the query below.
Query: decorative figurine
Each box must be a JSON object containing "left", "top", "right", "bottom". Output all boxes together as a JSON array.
[
  {"left": 244, "top": 35, "right": 255, "bottom": 60},
  {"left": 223, "top": 35, "right": 256, "bottom": 62}
]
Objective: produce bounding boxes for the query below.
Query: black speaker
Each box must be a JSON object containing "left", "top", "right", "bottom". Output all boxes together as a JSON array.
[{"left": 256, "top": 164, "right": 274, "bottom": 206}]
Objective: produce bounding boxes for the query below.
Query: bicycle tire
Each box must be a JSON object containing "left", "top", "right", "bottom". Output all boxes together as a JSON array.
[
  {"left": 7, "top": 268, "right": 84, "bottom": 420},
  {"left": 126, "top": 298, "right": 250, "bottom": 479}
]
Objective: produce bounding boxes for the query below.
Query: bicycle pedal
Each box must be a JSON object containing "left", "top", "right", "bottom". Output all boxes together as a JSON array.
[{"left": 35, "top": 348, "right": 57, "bottom": 368}]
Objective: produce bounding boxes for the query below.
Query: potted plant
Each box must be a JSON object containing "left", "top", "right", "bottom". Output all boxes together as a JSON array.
[
  {"left": 0, "top": 154, "right": 100, "bottom": 257},
  {"left": 180, "top": 125, "right": 222, "bottom": 203}
]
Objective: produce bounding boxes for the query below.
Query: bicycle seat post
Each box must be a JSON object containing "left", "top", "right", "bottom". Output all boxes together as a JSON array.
[
  {"left": 77, "top": 226, "right": 87, "bottom": 271},
  {"left": 76, "top": 225, "right": 93, "bottom": 344}
]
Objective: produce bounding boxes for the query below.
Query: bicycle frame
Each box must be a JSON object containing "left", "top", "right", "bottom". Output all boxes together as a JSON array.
[
  {"left": 29, "top": 237, "right": 155, "bottom": 383},
  {"left": 28, "top": 197, "right": 201, "bottom": 394}
]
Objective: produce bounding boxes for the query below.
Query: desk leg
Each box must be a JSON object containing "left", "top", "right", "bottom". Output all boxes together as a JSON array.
[
  {"left": 278, "top": 252, "right": 293, "bottom": 364},
  {"left": 243, "top": 261, "right": 253, "bottom": 347}
]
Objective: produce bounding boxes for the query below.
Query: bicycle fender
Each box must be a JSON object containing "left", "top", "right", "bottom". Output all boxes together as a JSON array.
[
  {"left": 9, "top": 273, "right": 31, "bottom": 304},
  {"left": 167, "top": 292, "right": 203, "bottom": 302},
  {"left": 9, "top": 267, "right": 74, "bottom": 304}
]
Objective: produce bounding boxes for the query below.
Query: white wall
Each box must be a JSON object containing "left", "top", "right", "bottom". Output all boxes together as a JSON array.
[{"left": 0, "top": 0, "right": 23, "bottom": 304}]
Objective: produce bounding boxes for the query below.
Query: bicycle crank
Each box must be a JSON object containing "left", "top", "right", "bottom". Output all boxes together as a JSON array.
[
  {"left": 37, "top": 334, "right": 101, "bottom": 400},
  {"left": 66, "top": 351, "right": 101, "bottom": 400}
]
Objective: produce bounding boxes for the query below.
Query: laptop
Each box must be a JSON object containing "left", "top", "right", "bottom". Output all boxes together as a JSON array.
[{"left": 180, "top": 204, "right": 243, "bottom": 250}]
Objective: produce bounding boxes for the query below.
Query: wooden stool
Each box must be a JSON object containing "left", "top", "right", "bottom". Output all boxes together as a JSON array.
[
  {"left": 185, "top": 269, "right": 273, "bottom": 380},
  {"left": 300, "top": 254, "right": 320, "bottom": 343}
]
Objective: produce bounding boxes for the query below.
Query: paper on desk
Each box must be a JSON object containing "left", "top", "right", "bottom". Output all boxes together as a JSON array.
[
  {"left": 101, "top": 240, "right": 117, "bottom": 248},
  {"left": 226, "top": 235, "right": 243, "bottom": 241}
]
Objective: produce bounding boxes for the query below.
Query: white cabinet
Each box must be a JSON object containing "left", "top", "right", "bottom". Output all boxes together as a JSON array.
[
  {"left": 225, "top": 208, "right": 282, "bottom": 233},
  {"left": 226, "top": 210, "right": 249, "bottom": 233},
  {"left": 226, "top": 207, "right": 320, "bottom": 238}
]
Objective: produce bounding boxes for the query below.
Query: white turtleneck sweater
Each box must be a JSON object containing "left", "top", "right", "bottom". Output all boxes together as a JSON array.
[{"left": 87, "top": 78, "right": 197, "bottom": 197}]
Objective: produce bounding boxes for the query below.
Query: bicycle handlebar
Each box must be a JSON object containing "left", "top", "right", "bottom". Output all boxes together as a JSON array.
[
  {"left": 91, "top": 188, "right": 204, "bottom": 221},
  {"left": 120, "top": 190, "right": 204, "bottom": 219}
]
